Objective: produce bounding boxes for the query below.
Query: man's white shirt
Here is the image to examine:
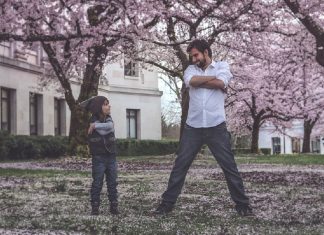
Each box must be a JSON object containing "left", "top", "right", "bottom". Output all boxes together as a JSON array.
[{"left": 183, "top": 61, "right": 233, "bottom": 128}]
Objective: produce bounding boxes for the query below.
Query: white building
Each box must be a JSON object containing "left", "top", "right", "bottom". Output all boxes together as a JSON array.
[
  {"left": 0, "top": 42, "right": 162, "bottom": 139},
  {"left": 259, "top": 121, "right": 324, "bottom": 154}
]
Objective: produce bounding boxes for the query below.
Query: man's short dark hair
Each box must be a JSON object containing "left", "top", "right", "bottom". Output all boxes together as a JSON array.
[{"left": 187, "top": 39, "right": 212, "bottom": 58}]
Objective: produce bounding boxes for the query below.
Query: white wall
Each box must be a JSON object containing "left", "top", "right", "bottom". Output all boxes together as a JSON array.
[
  {"left": 320, "top": 136, "right": 324, "bottom": 154},
  {"left": 104, "top": 91, "right": 162, "bottom": 140},
  {"left": 259, "top": 128, "right": 292, "bottom": 154},
  {"left": 0, "top": 63, "right": 67, "bottom": 135},
  {"left": 104, "top": 61, "right": 159, "bottom": 90},
  {"left": 1, "top": 47, "right": 162, "bottom": 140},
  {"left": 259, "top": 121, "right": 323, "bottom": 154},
  {"left": 70, "top": 61, "right": 162, "bottom": 140}
]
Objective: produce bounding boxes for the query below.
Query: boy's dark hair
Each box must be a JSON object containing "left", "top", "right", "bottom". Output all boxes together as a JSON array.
[
  {"left": 79, "top": 96, "right": 108, "bottom": 115},
  {"left": 186, "top": 39, "right": 212, "bottom": 58}
]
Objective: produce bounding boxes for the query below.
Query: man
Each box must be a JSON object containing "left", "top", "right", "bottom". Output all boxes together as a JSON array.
[{"left": 154, "top": 39, "right": 253, "bottom": 216}]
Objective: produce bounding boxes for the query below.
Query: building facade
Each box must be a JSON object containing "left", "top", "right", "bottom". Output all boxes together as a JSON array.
[
  {"left": 259, "top": 121, "right": 324, "bottom": 154},
  {"left": 0, "top": 42, "right": 162, "bottom": 140}
]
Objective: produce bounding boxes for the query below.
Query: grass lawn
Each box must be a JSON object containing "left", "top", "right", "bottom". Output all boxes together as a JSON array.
[
  {"left": 0, "top": 154, "right": 323, "bottom": 234},
  {"left": 235, "top": 154, "right": 324, "bottom": 165}
]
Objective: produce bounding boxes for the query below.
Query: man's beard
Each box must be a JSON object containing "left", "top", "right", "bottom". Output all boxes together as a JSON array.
[{"left": 196, "top": 58, "right": 207, "bottom": 68}]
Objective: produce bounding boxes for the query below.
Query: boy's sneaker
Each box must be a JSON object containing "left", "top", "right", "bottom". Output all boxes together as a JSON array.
[
  {"left": 235, "top": 204, "right": 254, "bottom": 217},
  {"left": 110, "top": 201, "right": 119, "bottom": 215},
  {"left": 153, "top": 202, "right": 174, "bottom": 215}
]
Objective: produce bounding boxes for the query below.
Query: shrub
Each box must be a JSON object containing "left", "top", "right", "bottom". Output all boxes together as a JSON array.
[
  {"left": 6, "top": 135, "right": 41, "bottom": 160},
  {"left": 76, "top": 144, "right": 91, "bottom": 158},
  {"left": 233, "top": 148, "right": 251, "bottom": 155},
  {"left": 0, "top": 133, "right": 68, "bottom": 160},
  {"left": 260, "top": 148, "right": 271, "bottom": 155},
  {"left": 116, "top": 139, "right": 179, "bottom": 156},
  {"left": 36, "top": 136, "right": 68, "bottom": 158},
  {"left": 0, "top": 131, "right": 10, "bottom": 160},
  {"left": 0, "top": 132, "right": 179, "bottom": 160}
]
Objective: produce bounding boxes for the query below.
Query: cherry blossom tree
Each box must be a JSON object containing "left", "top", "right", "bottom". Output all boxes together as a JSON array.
[
  {"left": 141, "top": 0, "right": 323, "bottom": 152},
  {"left": 0, "top": 0, "right": 159, "bottom": 152},
  {"left": 133, "top": 0, "right": 275, "bottom": 137},
  {"left": 227, "top": 44, "right": 296, "bottom": 153},
  {"left": 1, "top": 0, "right": 323, "bottom": 154},
  {"left": 227, "top": 26, "right": 324, "bottom": 153},
  {"left": 282, "top": 0, "right": 324, "bottom": 67},
  {"left": 285, "top": 38, "right": 324, "bottom": 152}
]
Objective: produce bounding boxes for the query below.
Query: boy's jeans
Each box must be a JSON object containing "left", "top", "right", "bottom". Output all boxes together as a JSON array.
[
  {"left": 90, "top": 154, "right": 118, "bottom": 204},
  {"left": 162, "top": 122, "right": 249, "bottom": 206}
]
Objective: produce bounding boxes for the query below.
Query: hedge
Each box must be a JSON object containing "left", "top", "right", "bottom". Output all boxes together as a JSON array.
[
  {"left": 0, "top": 131, "right": 179, "bottom": 160},
  {"left": 0, "top": 131, "right": 272, "bottom": 160},
  {"left": 0, "top": 131, "right": 68, "bottom": 160},
  {"left": 232, "top": 148, "right": 251, "bottom": 155},
  {"left": 232, "top": 148, "right": 272, "bottom": 155},
  {"left": 116, "top": 139, "right": 179, "bottom": 156},
  {"left": 260, "top": 148, "right": 271, "bottom": 155}
]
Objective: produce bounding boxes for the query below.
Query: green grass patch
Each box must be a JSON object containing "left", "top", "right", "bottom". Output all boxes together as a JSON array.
[
  {"left": 118, "top": 154, "right": 324, "bottom": 166},
  {"left": 0, "top": 155, "right": 323, "bottom": 234},
  {"left": 235, "top": 154, "right": 324, "bottom": 165},
  {"left": 0, "top": 168, "right": 88, "bottom": 178}
]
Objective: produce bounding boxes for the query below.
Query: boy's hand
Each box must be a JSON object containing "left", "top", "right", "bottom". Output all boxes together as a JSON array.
[{"left": 88, "top": 123, "right": 95, "bottom": 134}]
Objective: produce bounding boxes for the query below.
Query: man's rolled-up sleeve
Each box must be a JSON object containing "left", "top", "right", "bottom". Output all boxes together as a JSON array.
[
  {"left": 215, "top": 62, "right": 233, "bottom": 88},
  {"left": 184, "top": 66, "right": 195, "bottom": 88}
]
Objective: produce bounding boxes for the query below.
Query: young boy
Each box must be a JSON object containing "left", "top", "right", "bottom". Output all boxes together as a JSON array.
[{"left": 80, "top": 96, "right": 118, "bottom": 216}]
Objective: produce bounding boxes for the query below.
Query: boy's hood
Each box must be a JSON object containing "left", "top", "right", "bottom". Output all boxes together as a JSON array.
[{"left": 79, "top": 96, "right": 107, "bottom": 114}]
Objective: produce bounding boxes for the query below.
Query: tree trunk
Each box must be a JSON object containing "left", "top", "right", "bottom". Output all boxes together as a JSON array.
[
  {"left": 52, "top": 43, "right": 106, "bottom": 154},
  {"left": 315, "top": 39, "right": 324, "bottom": 68},
  {"left": 250, "top": 120, "right": 260, "bottom": 154},
  {"left": 68, "top": 104, "right": 89, "bottom": 154},
  {"left": 67, "top": 107, "right": 89, "bottom": 155},
  {"left": 302, "top": 119, "right": 313, "bottom": 153},
  {"left": 68, "top": 46, "right": 106, "bottom": 154},
  {"left": 179, "top": 83, "right": 189, "bottom": 140}
]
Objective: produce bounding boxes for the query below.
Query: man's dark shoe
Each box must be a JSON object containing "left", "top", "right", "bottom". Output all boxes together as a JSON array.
[
  {"left": 110, "top": 201, "right": 119, "bottom": 215},
  {"left": 91, "top": 202, "right": 100, "bottom": 216},
  {"left": 153, "top": 202, "right": 174, "bottom": 215},
  {"left": 235, "top": 204, "right": 254, "bottom": 217}
]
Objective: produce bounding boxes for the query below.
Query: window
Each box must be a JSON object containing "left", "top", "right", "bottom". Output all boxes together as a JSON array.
[
  {"left": 272, "top": 137, "right": 281, "bottom": 154},
  {"left": 54, "top": 98, "right": 66, "bottom": 136},
  {"left": 29, "top": 43, "right": 39, "bottom": 53},
  {"left": 126, "top": 109, "right": 138, "bottom": 139},
  {"left": 1, "top": 88, "right": 10, "bottom": 131},
  {"left": 54, "top": 98, "right": 61, "bottom": 135},
  {"left": 30, "top": 93, "right": 43, "bottom": 136},
  {"left": 311, "top": 138, "right": 320, "bottom": 153},
  {"left": 292, "top": 137, "right": 301, "bottom": 153},
  {"left": 0, "top": 42, "right": 11, "bottom": 57},
  {"left": 30, "top": 93, "right": 38, "bottom": 135},
  {"left": 124, "top": 60, "right": 139, "bottom": 77}
]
